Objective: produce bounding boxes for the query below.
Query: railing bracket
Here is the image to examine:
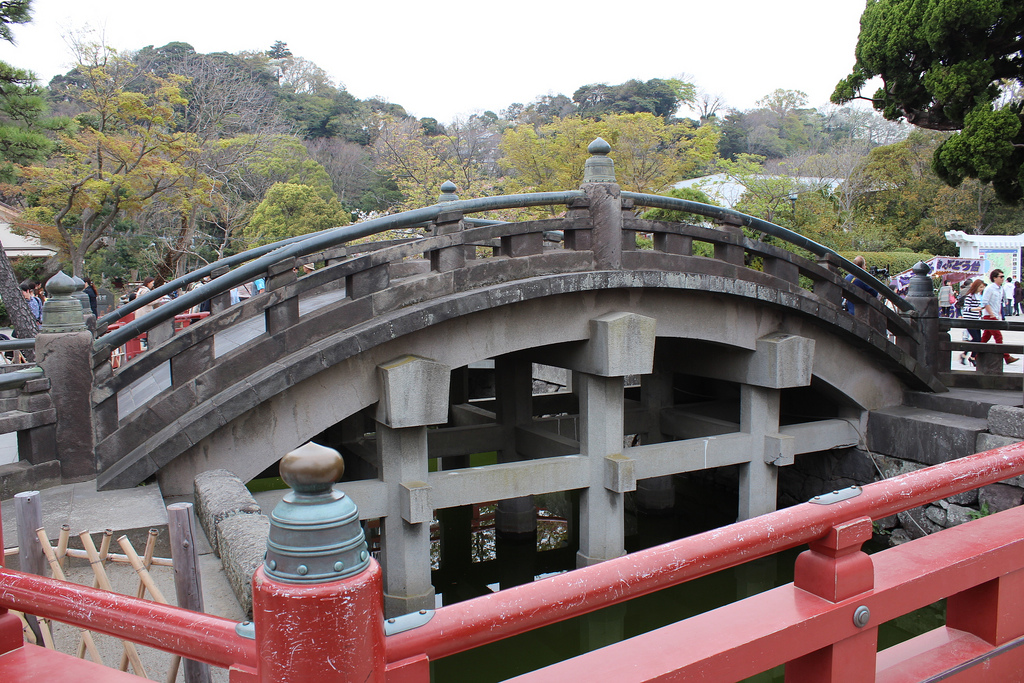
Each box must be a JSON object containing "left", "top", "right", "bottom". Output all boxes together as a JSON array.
[
  {"left": 235, "top": 620, "right": 255, "bottom": 640},
  {"left": 385, "top": 609, "right": 435, "bottom": 636},
  {"left": 808, "top": 486, "right": 862, "bottom": 505}
]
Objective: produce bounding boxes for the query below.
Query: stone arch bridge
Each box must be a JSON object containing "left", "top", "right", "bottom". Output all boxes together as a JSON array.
[{"left": 5, "top": 143, "right": 949, "bottom": 613}]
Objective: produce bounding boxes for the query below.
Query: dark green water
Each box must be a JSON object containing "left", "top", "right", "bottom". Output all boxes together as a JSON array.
[{"left": 428, "top": 505, "right": 945, "bottom": 682}]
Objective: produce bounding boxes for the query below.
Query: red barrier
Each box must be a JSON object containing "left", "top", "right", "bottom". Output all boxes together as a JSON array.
[
  {"left": 107, "top": 311, "right": 209, "bottom": 368},
  {"left": 1, "top": 442, "right": 1023, "bottom": 682},
  {"left": 385, "top": 443, "right": 1024, "bottom": 665},
  {"left": 0, "top": 567, "right": 256, "bottom": 672}
]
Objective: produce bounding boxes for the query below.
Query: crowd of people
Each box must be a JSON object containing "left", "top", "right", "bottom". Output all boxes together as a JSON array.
[{"left": 947, "top": 269, "right": 1020, "bottom": 366}]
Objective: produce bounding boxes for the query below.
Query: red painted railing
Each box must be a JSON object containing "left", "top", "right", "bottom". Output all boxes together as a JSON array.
[
  {"left": 3, "top": 443, "right": 1024, "bottom": 682},
  {"left": 107, "top": 311, "right": 209, "bottom": 368}
]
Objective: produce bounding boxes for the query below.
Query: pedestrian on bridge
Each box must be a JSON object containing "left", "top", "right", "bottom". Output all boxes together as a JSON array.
[
  {"left": 959, "top": 278, "right": 985, "bottom": 366},
  {"left": 981, "top": 269, "right": 1018, "bottom": 365}
]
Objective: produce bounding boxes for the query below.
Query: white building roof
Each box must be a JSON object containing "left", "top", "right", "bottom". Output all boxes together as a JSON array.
[{"left": 0, "top": 204, "right": 56, "bottom": 258}]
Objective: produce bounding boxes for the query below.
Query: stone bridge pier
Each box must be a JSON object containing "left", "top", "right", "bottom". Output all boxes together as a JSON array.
[{"left": 367, "top": 312, "right": 822, "bottom": 613}]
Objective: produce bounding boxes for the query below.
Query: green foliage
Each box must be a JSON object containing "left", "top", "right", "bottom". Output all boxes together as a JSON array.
[
  {"left": 836, "top": 251, "right": 934, "bottom": 277},
  {"left": 0, "top": 0, "right": 30, "bottom": 44},
  {"left": 266, "top": 41, "right": 292, "bottom": 59},
  {"left": 243, "top": 182, "right": 350, "bottom": 246},
  {"left": 11, "top": 255, "right": 44, "bottom": 282},
  {"left": 833, "top": 0, "right": 1024, "bottom": 201},
  {"left": 968, "top": 502, "right": 991, "bottom": 520},
  {"left": 642, "top": 186, "right": 721, "bottom": 224},
  {"left": 572, "top": 78, "right": 696, "bottom": 120}
]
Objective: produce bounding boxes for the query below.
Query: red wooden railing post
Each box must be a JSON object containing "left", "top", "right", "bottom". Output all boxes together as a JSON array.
[
  {"left": 0, "top": 515, "right": 21, "bottom": 657},
  {"left": 251, "top": 443, "right": 386, "bottom": 682},
  {"left": 947, "top": 567, "right": 1024, "bottom": 646},
  {"left": 787, "top": 516, "right": 877, "bottom": 682}
]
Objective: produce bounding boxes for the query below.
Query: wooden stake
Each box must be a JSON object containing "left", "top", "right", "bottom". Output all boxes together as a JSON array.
[
  {"left": 36, "top": 528, "right": 104, "bottom": 665},
  {"left": 56, "top": 524, "right": 70, "bottom": 567},
  {"left": 118, "top": 533, "right": 184, "bottom": 682},
  {"left": 80, "top": 531, "right": 148, "bottom": 678},
  {"left": 117, "top": 535, "right": 167, "bottom": 604},
  {"left": 168, "top": 502, "right": 212, "bottom": 683}
]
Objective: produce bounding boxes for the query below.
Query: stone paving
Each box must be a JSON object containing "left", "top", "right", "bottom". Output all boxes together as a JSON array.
[{"left": 1, "top": 481, "right": 243, "bottom": 682}]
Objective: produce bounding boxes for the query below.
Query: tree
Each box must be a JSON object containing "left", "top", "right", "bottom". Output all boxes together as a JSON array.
[
  {"left": 18, "top": 42, "right": 207, "bottom": 277},
  {"left": 0, "top": 0, "right": 55, "bottom": 342},
  {"left": 832, "top": 0, "right": 1024, "bottom": 201},
  {"left": 267, "top": 41, "right": 292, "bottom": 59},
  {"left": 242, "top": 182, "right": 349, "bottom": 246},
  {"left": 0, "top": 0, "right": 29, "bottom": 43},
  {"left": 500, "top": 113, "right": 718, "bottom": 198}
]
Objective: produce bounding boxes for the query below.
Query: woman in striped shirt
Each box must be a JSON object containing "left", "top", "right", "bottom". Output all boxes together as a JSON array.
[{"left": 959, "top": 278, "right": 985, "bottom": 365}]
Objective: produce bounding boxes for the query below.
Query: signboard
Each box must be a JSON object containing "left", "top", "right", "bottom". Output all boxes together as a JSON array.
[{"left": 889, "top": 256, "right": 986, "bottom": 292}]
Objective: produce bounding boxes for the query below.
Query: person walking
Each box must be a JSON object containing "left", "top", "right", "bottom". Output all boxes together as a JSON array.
[
  {"left": 1003, "top": 276, "right": 1017, "bottom": 318},
  {"left": 958, "top": 278, "right": 985, "bottom": 365},
  {"left": 980, "top": 269, "right": 1019, "bottom": 364},
  {"left": 937, "top": 279, "right": 954, "bottom": 317},
  {"left": 1015, "top": 278, "right": 1023, "bottom": 316}
]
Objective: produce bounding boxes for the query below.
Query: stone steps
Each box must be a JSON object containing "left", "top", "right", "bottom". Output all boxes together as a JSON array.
[{"left": 867, "top": 388, "right": 1024, "bottom": 545}]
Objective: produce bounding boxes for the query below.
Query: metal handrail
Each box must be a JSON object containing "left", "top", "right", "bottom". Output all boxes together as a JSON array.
[
  {"left": 0, "top": 366, "right": 43, "bottom": 390},
  {"left": 95, "top": 188, "right": 914, "bottom": 357},
  {"left": 0, "top": 338, "right": 35, "bottom": 351},
  {"left": 623, "top": 191, "right": 912, "bottom": 312},
  {"left": 93, "top": 191, "right": 582, "bottom": 355}
]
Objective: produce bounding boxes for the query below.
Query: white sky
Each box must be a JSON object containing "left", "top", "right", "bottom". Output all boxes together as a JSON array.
[{"left": 0, "top": 0, "right": 871, "bottom": 122}]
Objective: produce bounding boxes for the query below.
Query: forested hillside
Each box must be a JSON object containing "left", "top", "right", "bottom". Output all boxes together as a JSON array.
[{"left": 3, "top": 31, "right": 1023, "bottom": 287}]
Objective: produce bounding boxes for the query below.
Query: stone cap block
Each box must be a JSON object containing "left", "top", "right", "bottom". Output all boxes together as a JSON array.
[
  {"left": 604, "top": 453, "right": 636, "bottom": 493},
  {"left": 376, "top": 355, "right": 450, "bottom": 428},
  {"left": 751, "top": 333, "right": 814, "bottom": 389}
]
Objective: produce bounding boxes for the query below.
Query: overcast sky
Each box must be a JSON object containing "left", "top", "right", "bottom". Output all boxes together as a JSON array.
[{"left": 0, "top": 0, "right": 871, "bottom": 122}]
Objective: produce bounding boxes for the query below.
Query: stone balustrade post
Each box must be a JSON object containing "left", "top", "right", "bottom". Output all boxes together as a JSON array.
[
  {"left": 902, "top": 261, "right": 941, "bottom": 373},
  {"left": 581, "top": 138, "right": 622, "bottom": 270},
  {"left": 34, "top": 272, "right": 95, "bottom": 480}
]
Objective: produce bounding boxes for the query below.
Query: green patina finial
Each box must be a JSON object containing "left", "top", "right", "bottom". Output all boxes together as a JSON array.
[
  {"left": 583, "top": 137, "right": 616, "bottom": 184},
  {"left": 40, "top": 271, "right": 87, "bottom": 332},
  {"left": 438, "top": 180, "right": 459, "bottom": 203},
  {"left": 264, "top": 442, "right": 369, "bottom": 583}
]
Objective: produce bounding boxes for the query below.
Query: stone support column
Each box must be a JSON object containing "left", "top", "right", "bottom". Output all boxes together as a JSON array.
[
  {"left": 738, "top": 384, "right": 782, "bottom": 520},
  {"left": 375, "top": 355, "right": 449, "bottom": 618},
  {"left": 551, "top": 311, "right": 655, "bottom": 568},
  {"left": 494, "top": 356, "right": 536, "bottom": 539},
  {"left": 577, "top": 371, "right": 628, "bottom": 567}
]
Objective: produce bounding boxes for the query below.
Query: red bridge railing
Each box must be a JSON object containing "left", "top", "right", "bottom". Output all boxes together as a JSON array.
[{"left": 3, "top": 443, "right": 1024, "bottom": 682}]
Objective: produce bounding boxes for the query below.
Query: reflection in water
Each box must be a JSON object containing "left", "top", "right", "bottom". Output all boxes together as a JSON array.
[{"left": 427, "top": 482, "right": 945, "bottom": 682}]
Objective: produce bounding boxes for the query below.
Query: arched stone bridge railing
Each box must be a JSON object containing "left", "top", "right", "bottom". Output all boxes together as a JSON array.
[{"left": 91, "top": 179, "right": 942, "bottom": 492}]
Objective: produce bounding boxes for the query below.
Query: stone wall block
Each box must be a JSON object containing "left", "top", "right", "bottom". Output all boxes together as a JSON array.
[
  {"left": 976, "top": 432, "right": 1022, "bottom": 452},
  {"left": 216, "top": 513, "right": 270, "bottom": 618},
  {"left": 978, "top": 482, "right": 1024, "bottom": 514},
  {"left": 945, "top": 503, "right": 975, "bottom": 527},
  {"left": 193, "top": 468, "right": 262, "bottom": 556},
  {"left": 987, "top": 405, "right": 1024, "bottom": 439}
]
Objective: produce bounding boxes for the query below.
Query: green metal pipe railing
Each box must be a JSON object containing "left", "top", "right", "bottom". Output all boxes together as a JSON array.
[
  {"left": 93, "top": 191, "right": 582, "bottom": 355},
  {"left": 95, "top": 188, "right": 912, "bottom": 356},
  {"left": 623, "top": 191, "right": 912, "bottom": 312}
]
